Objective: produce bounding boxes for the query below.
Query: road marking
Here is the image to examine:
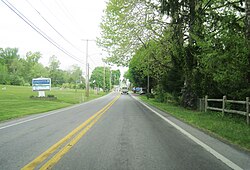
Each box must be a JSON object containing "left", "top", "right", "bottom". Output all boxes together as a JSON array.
[
  {"left": 0, "top": 93, "right": 113, "bottom": 130},
  {"left": 21, "top": 94, "right": 120, "bottom": 170},
  {"left": 132, "top": 95, "right": 243, "bottom": 170},
  {"left": 0, "top": 110, "right": 67, "bottom": 130},
  {"left": 40, "top": 100, "right": 113, "bottom": 170}
]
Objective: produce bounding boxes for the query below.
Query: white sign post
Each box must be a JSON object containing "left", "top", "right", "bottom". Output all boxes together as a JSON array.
[{"left": 32, "top": 78, "right": 51, "bottom": 97}]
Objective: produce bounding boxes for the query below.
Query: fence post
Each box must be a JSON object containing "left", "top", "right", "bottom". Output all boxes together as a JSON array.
[
  {"left": 205, "top": 95, "right": 208, "bottom": 112},
  {"left": 247, "top": 97, "right": 249, "bottom": 125},
  {"left": 222, "top": 96, "right": 226, "bottom": 116}
]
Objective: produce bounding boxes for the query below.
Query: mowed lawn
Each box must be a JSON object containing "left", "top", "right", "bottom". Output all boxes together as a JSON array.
[{"left": 0, "top": 85, "right": 106, "bottom": 121}]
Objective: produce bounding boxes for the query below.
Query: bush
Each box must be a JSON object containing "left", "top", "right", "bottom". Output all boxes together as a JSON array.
[
  {"left": 164, "top": 92, "right": 174, "bottom": 103},
  {"left": 47, "top": 94, "right": 55, "bottom": 98},
  {"left": 24, "top": 83, "right": 30, "bottom": 86},
  {"left": 62, "top": 83, "right": 70, "bottom": 89},
  {"left": 146, "top": 93, "right": 155, "bottom": 99},
  {"left": 78, "top": 83, "right": 85, "bottom": 89},
  {"left": 10, "top": 75, "right": 25, "bottom": 86},
  {"left": 154, "top": 85, "right": 164, "bottom": 102}
]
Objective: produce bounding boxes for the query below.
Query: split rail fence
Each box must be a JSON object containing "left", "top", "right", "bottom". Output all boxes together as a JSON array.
[{"left": 204, "top": 96, "right": 250, "bottom": 125}]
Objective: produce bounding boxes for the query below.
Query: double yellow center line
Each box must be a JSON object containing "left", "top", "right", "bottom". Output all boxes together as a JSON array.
[{"left": 22, "top": 94, "right": 120, "bottom": 170}]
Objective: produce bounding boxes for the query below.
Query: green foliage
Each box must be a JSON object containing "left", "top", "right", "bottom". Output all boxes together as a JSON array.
[
  {"left": 48, "top": 55, "right": 63, "bottom": 86},
  {"left": 128, "top": 47, "right": 148, "bottom": 87},
  {"left": 89, "top": 66, "right": 119, "bottom": 91},
  {"left": 0, "top": 63, "right": 8, "bottom": 84},
  {"left": 0, "top": 47, "right": 87, "bottom": 88},
  {"left": 154, "top": 85, "right": 179, "bottom": 104},
  {"left": 47, "top": 94, "right": 55, "bottom": 98},
  {"left": 98, "top": 0, "right": 165, "bottom": 66},
  {"left": 90, "top": 66, "right": 106, "bottom": 89},
  {"left": 101, "top": 0, "right": 248, "bottom": 108},
  {"left": 111, "top": 69, "right": 121, "bottom": 85},
  {"left": 146, "top": 93, "right": 155, "bottom": 99}
]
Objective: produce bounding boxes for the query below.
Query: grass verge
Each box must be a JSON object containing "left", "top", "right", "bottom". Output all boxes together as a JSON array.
[
  {"left": 139, "top": 96, "right": 250, "bottom": 151},
  {"left": 0, "top": 85, "right": 106, "bottom": 122}
]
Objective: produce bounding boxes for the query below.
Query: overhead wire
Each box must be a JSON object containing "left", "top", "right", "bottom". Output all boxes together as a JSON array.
[
  {"left": 39, "top": 0, "right": 102, "bottom": 70},
  {"left": 25, "top": 0, "right": 84, "bottom": 54},
  {"left": 1, "top": 0, "right": 84, "bottom": 64},
  {"left": 54, "top": 0, "right": 84, "bottom": 35},
  {"left": 39, "top": 0, "right": 82, "bottom": 40},
  {"left": 55, "top": 0, "right": 72, "bottom": 21},
  {"left": 88, "top": 55, "right": 98, "bottom": 66},
  {"left": 41, "top": 1, "right": 103, "bottom": 70}
]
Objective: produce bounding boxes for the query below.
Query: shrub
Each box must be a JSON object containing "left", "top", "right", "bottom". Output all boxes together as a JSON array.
[
  {"left": 47, "top": 94, "right": 55, "bottom": 98},
  {"left": 146, "top": 93, "right": 155, "bottom": 99},
  {"left": 24, "top": 83, "right": 30, "bottom": 86}
]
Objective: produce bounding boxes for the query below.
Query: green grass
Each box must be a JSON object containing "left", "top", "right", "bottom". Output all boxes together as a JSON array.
[
  {"left": 140, "top": 96, "right": 250, "bottom": 151},
  {"left": 0, "top": 85, "right": 106, "bottom": 121}
]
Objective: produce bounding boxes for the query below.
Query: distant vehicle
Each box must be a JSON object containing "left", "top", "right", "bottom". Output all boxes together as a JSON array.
[
  {"left": 139, "top": 88, "right": 147, "bottom": 95},
  {"left": 121, "top": 87, "right": 129, "bottom": 94},
  {"left": 132, "top": 87, "right": 142, "bottom": 93}
]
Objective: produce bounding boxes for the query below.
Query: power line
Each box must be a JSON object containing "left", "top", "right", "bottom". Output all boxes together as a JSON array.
[
  {"left": 25, "top": 0, "right": 84, "bottom": 54},
  {"left": 55, "top": 0, "right": 72, "bottom": 21},
  {"left": 39, "top": 0, "right": 82, "bottom": 40},
  {"left": 1, "top": 0, "right": 84, "bottom": 64},
  {"left": 54, "top": 0, "right": 84, "bottom": 34},
  {"left": 88, "top": 54, "right": 101, "bottom": 66}
]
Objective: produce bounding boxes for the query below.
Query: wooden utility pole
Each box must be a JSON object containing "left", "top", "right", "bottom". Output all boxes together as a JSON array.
[
  {"left": 110, "top": 70, "right": 112, "bottom": 91},
  {"left": 82, "top": 39, "right": 95, "bottom": 97},
  {"left": 85, "top": 40, "right": 89, "bottom": 97},
  {"left": 103, "top": 63, "right": 106, "bottom": 92}
]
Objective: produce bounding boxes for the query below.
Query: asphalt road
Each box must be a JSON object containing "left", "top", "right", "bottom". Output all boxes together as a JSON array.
[{"left": 0, "top": 92, "right": 249, "bottom": 170}]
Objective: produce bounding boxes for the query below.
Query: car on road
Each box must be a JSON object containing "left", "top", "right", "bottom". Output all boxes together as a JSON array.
[
  {"left": 121, "top": 87, "right": 129, "bottom": 94},
  {"left": 139, "top": 88, "right": 147, "bottom": 95}
]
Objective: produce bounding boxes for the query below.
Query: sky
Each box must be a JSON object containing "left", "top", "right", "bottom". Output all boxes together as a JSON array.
[{"left": 0, "top": 0, "right": 126, "bottom": 76}]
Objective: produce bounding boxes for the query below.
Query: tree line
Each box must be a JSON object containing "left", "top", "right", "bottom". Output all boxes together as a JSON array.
[
  {"left": 0, "top": 47, "right": 85, "bottom": 88},
  {"left": 0, "top": 47, "right": 121, "bottom": 90},
  {"left": 99, "top": 0, "right": 250, "bottom": 108},
  {"left": 90, "top": 66, "right": 121, "bottom": 91}
]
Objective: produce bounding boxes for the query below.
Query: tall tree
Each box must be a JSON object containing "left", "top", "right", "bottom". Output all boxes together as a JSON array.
[
  {"left": 98, "top": 0, "right": 165, "bottom": 66},
  {"left": 246, "top": 0, "right": 250, "bottom": 83},
  {"left": 23, "top": 51, "right": 44, "bottom": 83},
  {"left": 67, "top": 65, "right": 84, "bottom": 89},
  {"left": 0, "top": 47, "right": 20, "bottom": 73},
  {"left": 0, "top": 47, "right": 25, "bottom": 85},
  {"left": 89, "top": 66, "right": 112, "bottom": 90},
  {"left": 48, "top": 55, "right": 63, "bottom": 86},
  {"left": 0, "top": 63, "right": 8, "bottom": 84},
  {"left": 111, "top": 69, "right": 121, "bottom": 85}
]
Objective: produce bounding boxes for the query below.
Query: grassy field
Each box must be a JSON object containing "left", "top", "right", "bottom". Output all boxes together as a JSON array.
[
  {"left": 0, "top": 85, "right": 106, "bottom": 121},
  {"left": 140, "top": 96, "right": 250, "bottom": 151}
]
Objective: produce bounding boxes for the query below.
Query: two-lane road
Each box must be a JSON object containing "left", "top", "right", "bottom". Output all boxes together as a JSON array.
[{"left": 0, "top": 92, "right": 249, "bottom": 169}]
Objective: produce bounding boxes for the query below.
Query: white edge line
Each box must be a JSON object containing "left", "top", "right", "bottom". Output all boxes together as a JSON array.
[
  {"left": 132, "top": 95, "right": 243, "bottom": 170},
  {"left": 0, "top": 92, "right": 114, "bottom": 130},
  {"left": 0, "top": 112, "right": 59, "bottom": 130}
]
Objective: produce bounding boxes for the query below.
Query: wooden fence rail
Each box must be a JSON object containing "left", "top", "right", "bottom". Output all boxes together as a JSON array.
[{"left": 204, "top": 96, "right": 250, "bottom": 125}]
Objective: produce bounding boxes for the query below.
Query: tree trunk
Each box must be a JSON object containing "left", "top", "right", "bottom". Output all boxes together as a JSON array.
[
  {"left": 246, "top": 0, "right": 250, "bottom": 40},
  {"left": 246, "top": 0, "right": 250, "bottom": 83},
  {"left": 182, "top": 0, "right": 197, "bottom": 108}
]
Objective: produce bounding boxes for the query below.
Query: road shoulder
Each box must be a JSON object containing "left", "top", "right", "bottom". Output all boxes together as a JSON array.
[{"left": 131, "top": 94, "right": 250, "bottom": 170}]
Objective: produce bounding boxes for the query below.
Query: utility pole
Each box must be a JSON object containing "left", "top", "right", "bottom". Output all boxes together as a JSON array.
[
  {"left": 103, "top": 63, "right": 106, "bottom": 92},
  {"left": 85, "top": 40, "right": 89, "bottom": 97},
  {"left": 110, "top": 70, "right": 112, "bottom": 91},
  {"left": 147, "top": 50, "right": 150, "bottom": 99},
  {"left": 81, "top": 39, "right": 95, "bottom": 97}
]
